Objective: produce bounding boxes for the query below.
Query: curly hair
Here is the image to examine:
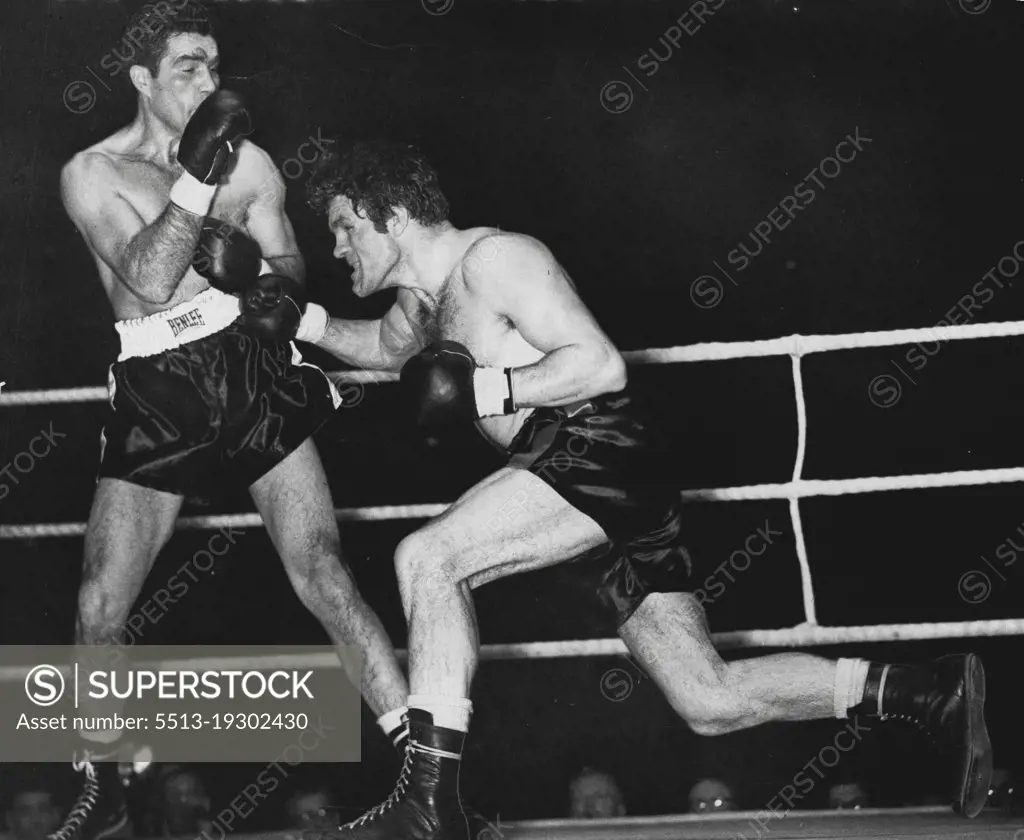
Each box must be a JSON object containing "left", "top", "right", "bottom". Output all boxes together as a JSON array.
[
  {"left": 116, "top": 0, "right": 214, "bottom": 81},
  {"left": 305, "top": 141, "right": 450, "bottom": 233}
]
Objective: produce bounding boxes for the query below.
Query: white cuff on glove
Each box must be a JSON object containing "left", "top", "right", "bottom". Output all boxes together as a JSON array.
[
  {"left": 295, "top": 302, "right": 329, "bottom": 344},
  {"left": 473, "top": 367, "right": 515, "bottom": 417},
  {"left": 169, "top": 172, "right": 217, "bottom": 217}
]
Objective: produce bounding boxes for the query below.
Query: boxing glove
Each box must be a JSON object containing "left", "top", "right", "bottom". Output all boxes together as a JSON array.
[
  {"left": 237, "top": 274, "right": 329, "bottom": 344},
  {"left": 170, "top": 90, "right": 252, "bottom": 216},
  {"left": 239, "top": 273, "right": 306, "bottom": 340},
  {"left": 192, "top": 219, "right": 263, "bottom": 294},
  {"left": 400, "top": 341, "right": 516, "bottom": 428}
]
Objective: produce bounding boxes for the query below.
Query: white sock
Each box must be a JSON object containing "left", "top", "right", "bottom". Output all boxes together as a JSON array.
[
  {"left": 377, "top": 706, "right": 408, "bottom": 738},
  {"left": 833, "top": 658, "right": 870, "bottom": 719},
  {"left": 408, "top": 694, "right": 473, "bottom": 733}
]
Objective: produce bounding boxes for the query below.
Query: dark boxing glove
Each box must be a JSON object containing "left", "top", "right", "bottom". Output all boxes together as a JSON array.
[
  {"left": 170, "top": 90, "right": 253, "bottom": 216},
  {"left": 192, "top": 218, "right": 264, "bottom": 294},
  {"left": 400, "top": 341, "right": 516, "bottom": 428},
  {"left": 239, "top": 273, "right": 305, "bottom": 341},
  {"left": 239, "top": 274, "right": 330, "bottom": 344}
]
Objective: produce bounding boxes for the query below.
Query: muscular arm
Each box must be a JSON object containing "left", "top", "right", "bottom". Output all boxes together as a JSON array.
[
  {"left": 316, "top": 299, "right": 425, "bottom": 372},
  {"left": 243, "top": 145, "right": 304, "bottom": 283},
  {"left": 61, "top": 154, "right": 200, "bottom": 305},
  {"left": 468, "top": 235, "right": 627, "bottom": 407}
]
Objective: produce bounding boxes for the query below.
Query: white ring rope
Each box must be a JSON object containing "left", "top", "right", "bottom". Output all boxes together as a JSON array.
[
  {"left": 0, "top": 619, "right": 1021, "bottom": 683},
  {"left": 0, "top": 505, "right": 450, "bottom": 539},
  {"left": 4, "top": 320, "right": 1024, "bottom": 650},
  {"left": 4, "top": 467, "right": 1023, "bottom": 540},
  {"left": 625, "top": 317, "right": 1024, "bottom": 364},
  {"left": 789, "top": 349, "right": 817, "bottom": 625},
  {"left": 5, "top": 318, "right": 1024, "bottom": 407}
]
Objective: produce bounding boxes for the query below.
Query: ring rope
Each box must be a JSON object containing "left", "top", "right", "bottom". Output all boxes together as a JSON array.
[
  {"left": 1, "top": 619, "right": 1021, "bottom": 684},
  {"left": 679, "top": 466, "right": 1024, "bottom": 501},
  {"left": 5, "top": 322, "right": 1023, "bottom": 651},
  {"left": 5, "top": 318, "right": 1024, "bottom": 407},
  {"left": 625, "top": 318, "right": 1024, "bottom": 365},
  {"left": 789, "top": 349, "right": 817, "bottom": 625},
  {"left": 0, "top": 504, "right": 450, "bottom": 540},
  {"left": 4, "top": 468, "right": 1024, "bottom": 540}
]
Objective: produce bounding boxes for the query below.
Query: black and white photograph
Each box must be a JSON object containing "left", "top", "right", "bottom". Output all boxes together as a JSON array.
[{"left": 1, "top": 0, "right": 1022, "bottom": 838}]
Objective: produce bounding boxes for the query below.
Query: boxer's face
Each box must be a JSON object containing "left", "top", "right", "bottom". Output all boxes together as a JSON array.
[
  {"left": 145, "top": 32, "right": 220, "bottom": 134},
  {"left": 327, "top": 196, "right": 401, "bottom": 297}
]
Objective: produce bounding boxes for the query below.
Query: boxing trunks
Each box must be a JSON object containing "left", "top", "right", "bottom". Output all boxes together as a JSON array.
[
  {"left": 98, "top": 288, "right": 340, "bottom": 503},
  {"left": 506, "top": 391, "right": 692, "bottom": 627}
]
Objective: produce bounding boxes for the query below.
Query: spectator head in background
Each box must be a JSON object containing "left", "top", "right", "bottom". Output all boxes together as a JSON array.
[
  {"left": 2, "top": 781, "right": 61, "bottom": 840},
  {"left": 568, "top": 767, "right": 626, "bottom": 819},
  {"left": 828, "top": 781, "right": 869, "bottom": 810},
  {"left": 286, "top": 785, "right": 335, "bottom": 832},
  {"left": 688, "top": 778, "right": 737, "bottom": 814},
  {"left": 157, "top": 766, "right": 212, "bottom": 837},
  {"left": 987, "top": 768, "right": 1021, "bottom": 813}
]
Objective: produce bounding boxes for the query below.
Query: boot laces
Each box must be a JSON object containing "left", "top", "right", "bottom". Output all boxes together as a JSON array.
[
  {"left": 48, "top": 760, "right": 99, "bottom": 840},
  {"left": 343, "top": 745, "right": 415, "bottom": 829},
  {"left": 879, "top": 712, "right": 941, "bottom": 749}
]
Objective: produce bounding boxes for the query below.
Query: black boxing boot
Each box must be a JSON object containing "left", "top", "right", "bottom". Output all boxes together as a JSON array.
[
  {"left": 854, "top": 654, "right": 992, "bottom": 818},
  {"left": 49, "top": 746, "right": 129, "bottom": 840},
  {"left": 328, "top": 709, "right": 470, "bottom": 840},
  {"left": 387, "top": 715, "right": 410, "bottom": 756}
]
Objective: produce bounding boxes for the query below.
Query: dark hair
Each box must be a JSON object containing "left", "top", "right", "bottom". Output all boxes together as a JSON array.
[
  {"left": 118, "top": 1, "right": 214, "bottom": 81},
  {"left": 306, "top": 141, "right": 450, "bottom": 232}
]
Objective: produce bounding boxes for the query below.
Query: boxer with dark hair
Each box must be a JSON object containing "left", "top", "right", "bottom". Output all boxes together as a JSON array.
[
  {"left": 57, "top": 13, "right": 408, "bottom": 840},
  {"left": 107, "top": 1, "right": 213, "bottom": 82},
  {"left": 301, "top": 140, "right": 993, "bottom": 839}
]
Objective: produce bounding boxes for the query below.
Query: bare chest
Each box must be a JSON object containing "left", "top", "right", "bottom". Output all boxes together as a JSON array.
[
  {"left": 114, "top": 158, "right": 252, "bottom": 228},
  {"left": 413, "top": 282, "right": 511, "bottom": 366}
]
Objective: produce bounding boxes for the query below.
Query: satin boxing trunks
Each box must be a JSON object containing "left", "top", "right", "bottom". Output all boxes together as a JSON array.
[
  {"left": 98, "top": 288, "right": 340, "bottom": 503},
  {"left": 506, "top": 391, "right": 692, "bottom": 627}
]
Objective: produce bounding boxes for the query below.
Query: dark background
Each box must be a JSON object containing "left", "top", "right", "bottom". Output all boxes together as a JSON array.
[{"left": 2, "top": 0, "right": 1024, "bottom": 825}]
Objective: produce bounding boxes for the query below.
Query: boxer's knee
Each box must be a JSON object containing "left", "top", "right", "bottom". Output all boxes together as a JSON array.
[
  {"left": 394, "top": 531, "right": 424, "bottom": 592},
  {"left": 76, "top": 540, "right": 151, "bottom": 641},
  {"left": 394, "top": 529, "right": 462, "bottom": 604},
  {"left": 76, "top": 580, "right": 132, "bottom": 643},
  {"left": 286, "top": 532, "right": 356, "bottom": 610}
]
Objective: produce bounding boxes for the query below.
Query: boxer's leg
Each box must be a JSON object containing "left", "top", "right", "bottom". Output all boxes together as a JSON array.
[
  {"left": 77, "top": 479, "right": 183, "bottom": 645},
  {"left": 396, "top": 466, "right": 607, "bottom": 707},
  {"left": 622, "top": 593, "right": 990, "bottom": 817},
  {"left": 76, "top": 479, "right": 182, "bottom": 741},
  {"left": 620, "top": 592, "right": 836, "bottom": 735},
  {"left": 64, "top": 479, "right": 182, "bottom": 840},
  {"left": 250, "top": 438, "right": 408, "bottom": 720},
  {"left": 330, "top": 468, "right": 607, "bottom": 836}
]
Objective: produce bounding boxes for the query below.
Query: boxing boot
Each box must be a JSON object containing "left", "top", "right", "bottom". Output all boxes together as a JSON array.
[
  {"left": 855, "top": 653, "right": 992, "bottom": 818},
  {"left": 326, "top": 708, "right": 470, "bottom": 840},
  {"left": 387, "top": 713, "right": 410, "bottom": 756},
  {"left": 49, "top": 747, "right": 129, "bottom": 840}
]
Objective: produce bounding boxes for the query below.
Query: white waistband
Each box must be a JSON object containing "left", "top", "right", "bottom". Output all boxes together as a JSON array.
[{"left": 115, "top": 289, "right": 242, "bottom": 361}]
